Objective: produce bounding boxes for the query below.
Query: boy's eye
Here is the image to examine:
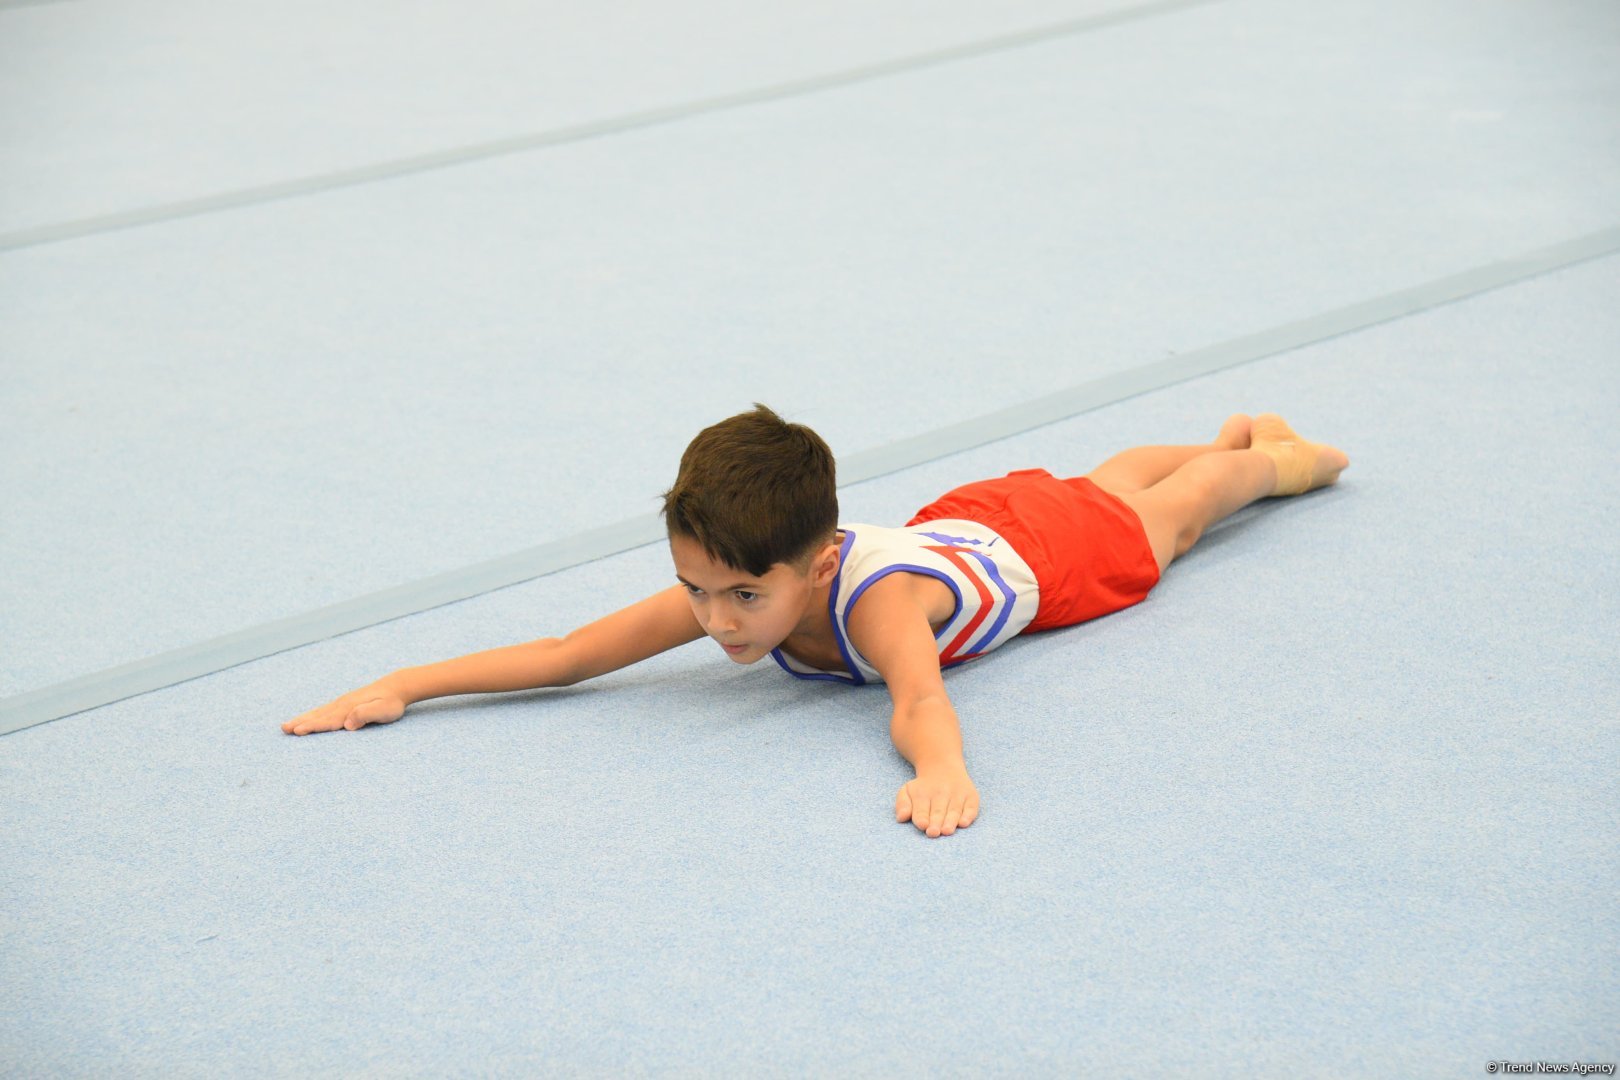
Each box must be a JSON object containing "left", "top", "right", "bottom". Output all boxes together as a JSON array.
[
  {"left": 683, "top": 584, "right": 704, "bottom": 596},
  {"left": 735, "top": 591, "right": 758, "bottom": 603}
]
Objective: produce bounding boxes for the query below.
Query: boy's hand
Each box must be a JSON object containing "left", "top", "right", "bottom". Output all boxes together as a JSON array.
[
  {"left": 282, "top": 680, "right": 407, "bottom": 736},
  {"left": 895, "top": 764, "right": 980, "bottom": 838}
]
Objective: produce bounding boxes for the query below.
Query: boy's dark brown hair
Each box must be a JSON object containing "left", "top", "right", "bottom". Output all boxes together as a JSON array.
[{"left": 661, "top": 403, "right": 838, "bottom": 576}]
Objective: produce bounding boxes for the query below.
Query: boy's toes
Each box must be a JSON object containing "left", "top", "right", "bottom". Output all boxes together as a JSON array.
[
  {"left": 1314, "top": 444, "right": 1350, "bottom": 487},
  {"left": 1251, "top": 413, "right": 1296, "bottom": 445},
  {"left": 1217, "top": 413, "right": 1253, "bottom": 450}
]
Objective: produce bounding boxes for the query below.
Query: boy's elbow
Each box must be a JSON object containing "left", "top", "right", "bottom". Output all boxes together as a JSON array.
[
  {"left": 890, "top": 692, "right": 951, "bottom": 732},
  {"left": 537, "top": 636, "right": 587, "bottom": 687},
  {"left": 898, "top": 690, "right": 949, "bottom": 713}
]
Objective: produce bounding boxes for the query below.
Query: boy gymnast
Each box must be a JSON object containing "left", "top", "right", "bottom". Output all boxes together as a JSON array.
[{"left": 283, "top": 406, "right": 1348, "bottom": 839}]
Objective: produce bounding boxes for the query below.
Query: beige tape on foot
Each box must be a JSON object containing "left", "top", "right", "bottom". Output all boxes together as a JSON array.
[{"left": 1251, "top": 413, "right": 1321, "bottom": 496}]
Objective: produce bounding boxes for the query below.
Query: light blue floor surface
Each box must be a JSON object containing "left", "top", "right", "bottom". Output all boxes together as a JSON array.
[{"left": 3, "top": 0, "right": 1616, "bottom": 1075}]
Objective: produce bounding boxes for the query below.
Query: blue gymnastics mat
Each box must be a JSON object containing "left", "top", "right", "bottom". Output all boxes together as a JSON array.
[
  {"left": 3, "top": 0, "right": 1617, "bottom": 1074},
  {"left": 4, "top": 256, "right": 1616, "bottom": 1075}
]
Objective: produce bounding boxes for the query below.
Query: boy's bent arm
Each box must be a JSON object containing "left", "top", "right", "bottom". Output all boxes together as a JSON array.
[
  {"left": 395, "top": 585, "right": 704, "bottom": 701},
  {"left": 846, "top": 575, "right": 981, "bottom": 837}
]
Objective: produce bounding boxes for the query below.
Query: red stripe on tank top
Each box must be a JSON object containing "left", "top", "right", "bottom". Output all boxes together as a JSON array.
[{"left": 927, "top": 545, "right": 992, "bottom": 663}]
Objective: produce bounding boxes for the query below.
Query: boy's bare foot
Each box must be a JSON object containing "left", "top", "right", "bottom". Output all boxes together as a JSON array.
[
  {"left": 1216, "top": 413, "right": 1253, "bottom": 450},
  {"left": 1250, "top": 413, "right": 1350, "bottom": 495}
]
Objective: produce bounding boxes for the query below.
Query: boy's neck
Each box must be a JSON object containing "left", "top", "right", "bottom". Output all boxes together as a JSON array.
[{"left": 781, "top": 532, "right": 844, "bottom": 653}]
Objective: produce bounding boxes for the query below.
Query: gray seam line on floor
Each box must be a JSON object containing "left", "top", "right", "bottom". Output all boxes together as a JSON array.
[
  {"left": 0, "top": 0, "right": 1220, "bottom": 253},
  {"left": 4, "top": 226, "right": 1618, "bottom": 738}
]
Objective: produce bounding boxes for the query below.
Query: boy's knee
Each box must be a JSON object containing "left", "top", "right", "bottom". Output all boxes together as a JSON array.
[{"left": 1174, "top": 518, "right": 1205, "bottom": 558}]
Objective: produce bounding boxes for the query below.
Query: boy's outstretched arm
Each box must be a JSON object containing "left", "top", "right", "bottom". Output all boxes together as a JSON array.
[
  {"left": 282, "top": 585, "right": 705, "bottom": 735},
  {"left": 846, "top": 575, "right": 980, "bottom": 838}
]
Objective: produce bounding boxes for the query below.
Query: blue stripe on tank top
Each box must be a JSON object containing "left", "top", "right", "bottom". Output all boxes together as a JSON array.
[
  {"left": 911, "top": 528, "right": 1022, "bottom": 653},
  {"left": 827, "top": 529, "right": 864, "bottom": 683},
  {"left": 955, "top": 547, "right": 1019, "bottom": 656}
]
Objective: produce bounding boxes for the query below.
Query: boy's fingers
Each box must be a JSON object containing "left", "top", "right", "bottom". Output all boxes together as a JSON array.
[
  {"left": 294, "top": 714, "right": 340, "bottom": 735},
  {"left": 914, "top": 793, "right": 934, "bottom": 829},
  {"left": 895, "top": 784, "right": 912, "bottom": 821}
]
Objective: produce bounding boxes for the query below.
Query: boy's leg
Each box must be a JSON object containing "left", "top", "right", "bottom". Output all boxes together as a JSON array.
[
  {"left": 1115, "top": 416, "right": 1348, "bottom": 574},
  {"left": 1085, "top": 414, "right": 1252, "bottom": 495}
]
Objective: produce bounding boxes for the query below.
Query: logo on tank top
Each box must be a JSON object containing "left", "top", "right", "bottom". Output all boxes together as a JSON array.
[{"left": 915, "top": 530, "right": 998, "bottom": 548}]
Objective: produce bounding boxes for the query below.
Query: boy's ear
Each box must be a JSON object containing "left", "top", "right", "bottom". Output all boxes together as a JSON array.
[{"left": 809, "top": 539, "right": 840, "bottom": 587}]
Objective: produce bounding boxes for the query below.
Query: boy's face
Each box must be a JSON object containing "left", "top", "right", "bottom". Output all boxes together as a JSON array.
[{"left": 669, "top": 533, "right": 839, "bottom": 664}]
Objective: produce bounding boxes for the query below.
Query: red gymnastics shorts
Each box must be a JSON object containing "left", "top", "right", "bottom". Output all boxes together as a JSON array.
[{"left": 905, "top": 468, "right": 1161, "bottom": 633}]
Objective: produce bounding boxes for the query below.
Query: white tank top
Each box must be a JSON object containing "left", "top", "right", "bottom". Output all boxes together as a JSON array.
[{"left": 770, "top": 520, "right": 1040, "bottom": 686}]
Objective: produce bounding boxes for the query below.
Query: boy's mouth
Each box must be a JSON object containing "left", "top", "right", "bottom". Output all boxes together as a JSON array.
[{"left": 720, "top": 642, "right": 748, "bottom": 655}]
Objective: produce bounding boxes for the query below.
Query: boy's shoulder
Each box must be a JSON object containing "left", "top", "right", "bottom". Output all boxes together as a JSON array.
[{"left": 836, "top": 523, "right": 984, "bottom": 630}]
